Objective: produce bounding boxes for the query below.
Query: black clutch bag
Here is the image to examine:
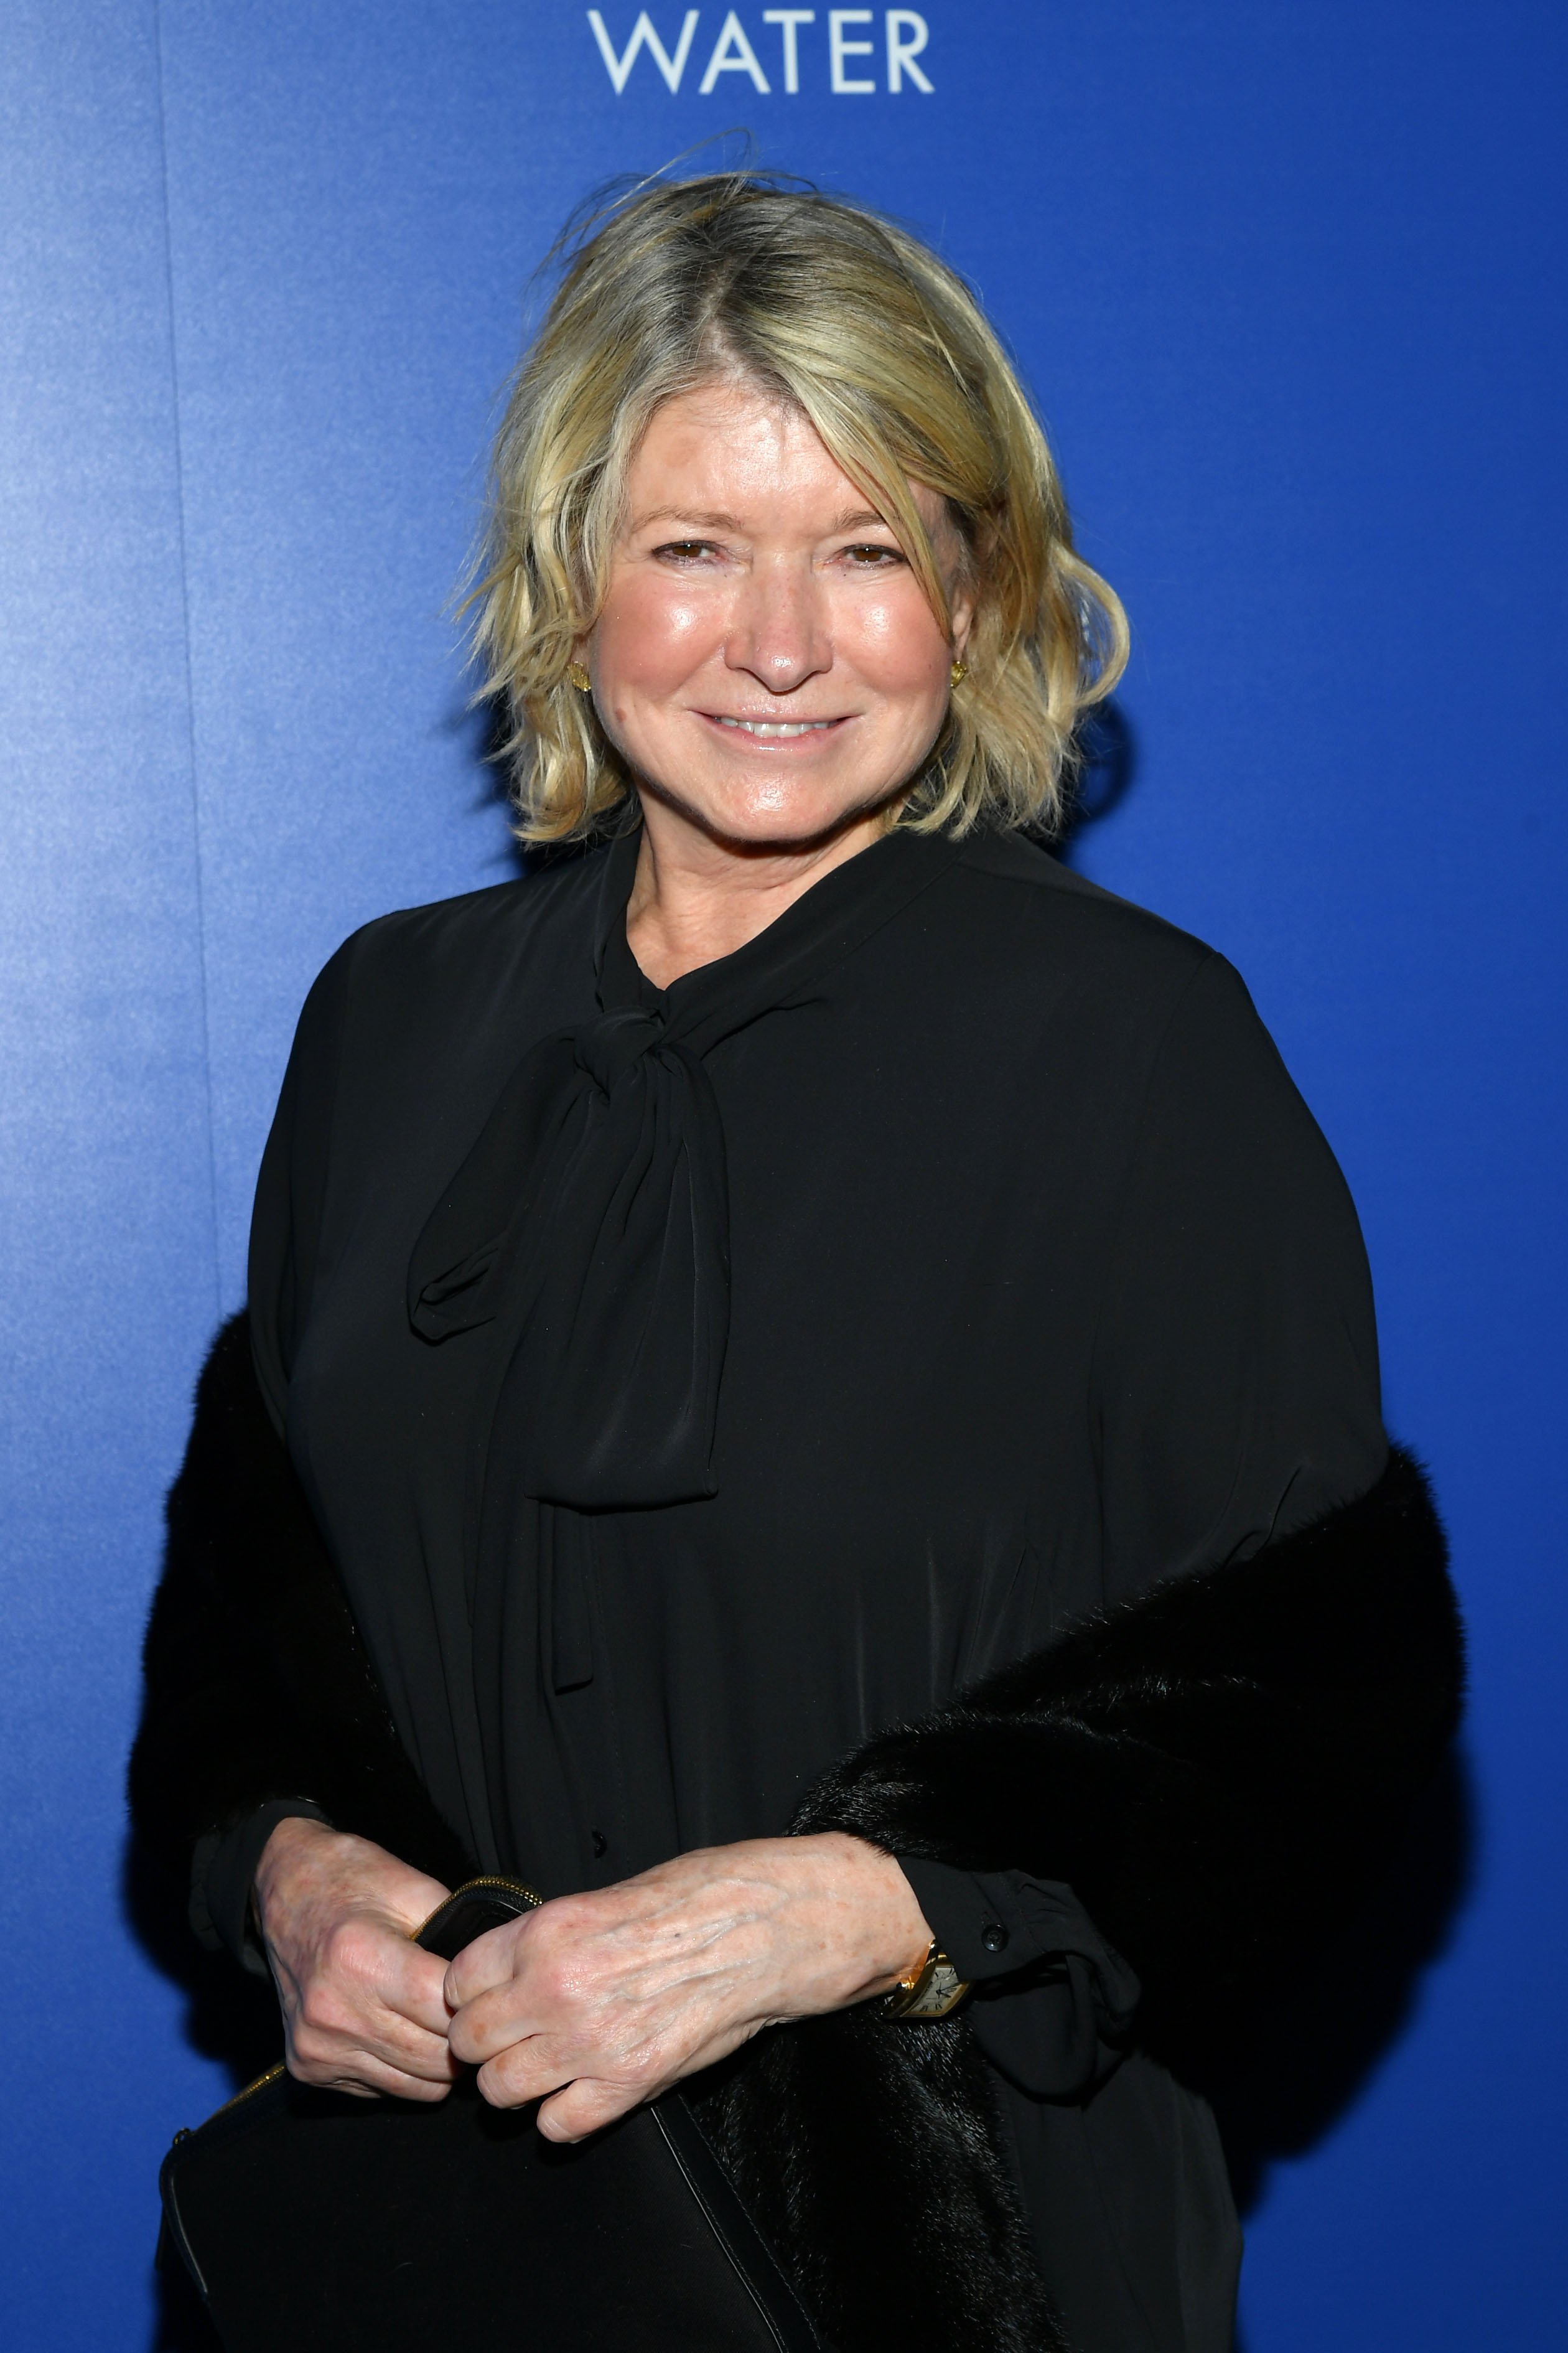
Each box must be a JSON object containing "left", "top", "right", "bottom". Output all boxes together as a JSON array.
[{"left": 159, "top": 1876, "right": 822, "bottom": 2353}]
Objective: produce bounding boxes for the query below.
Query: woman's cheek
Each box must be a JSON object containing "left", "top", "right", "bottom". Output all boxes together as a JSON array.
[
  {"left": 599, "top": 576, "right": 721, "bottom": 695},
  {"left": 841, "top": 584, "right": 949, "bottom": 698}
]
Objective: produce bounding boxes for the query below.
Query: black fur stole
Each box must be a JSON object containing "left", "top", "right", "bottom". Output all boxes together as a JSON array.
[
  {"left": 698, "top": 1444, "right": 1462, "bottom": 2352},
  {"left": 129, "top": 1315, "right": 1462, "bottom": 2353}
]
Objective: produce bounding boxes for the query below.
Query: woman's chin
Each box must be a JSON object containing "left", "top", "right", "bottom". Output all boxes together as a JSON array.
[{"left": 640, "top": 769, "right": 894, "bottom": 853}]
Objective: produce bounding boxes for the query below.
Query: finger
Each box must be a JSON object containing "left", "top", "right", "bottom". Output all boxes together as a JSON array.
[
  {"left": 528, "top": 2014, "right": 757, "bottom": 2136},
  {"left": 313, "top": 1916, "right": 454, "bottom": 2041},
  {"left": 379, "top": 1944, "right": 457, "bottom": 2038},
  {"left": 442, "top": 1916, "right": 528, "bottom": 2013},
  {"left": 447, "top": 1977, "right": 556, "bottom": 2064},
  {"left": 447, "top": 2000, "right": 523, "bottom": 2066},
  {"left": 292, "top": 1995, "right": 458, "bottom": 2087},
  {"left": 472, "top": 2036, "right": 577, "bottom": 2110},
  {"left": 534, "top": 2073, "right": 655, "bottom": 2142},
  {"left": 287, "top": 2046, "right": 457, "bottom": 2103},
  {"left": 365, "top": 2021, "right": 462, "bottom": 2085}
]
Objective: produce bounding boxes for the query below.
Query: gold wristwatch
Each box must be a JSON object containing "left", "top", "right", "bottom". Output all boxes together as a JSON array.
[{"left": 883, "top": 1936, "right": 970, "bottom": 2020}]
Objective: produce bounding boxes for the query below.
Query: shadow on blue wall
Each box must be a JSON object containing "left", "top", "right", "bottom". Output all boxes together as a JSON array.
[
  {"left": 1212, "top": 1741, "right": 1474, "bottom": 2221},
  {"left": 1058, "top": 699, "right": 1141, "bottom": 855}
]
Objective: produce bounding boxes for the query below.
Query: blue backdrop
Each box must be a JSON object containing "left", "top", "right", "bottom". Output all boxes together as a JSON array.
[{"left": 2, "top": 4, "right": 1563, "bottom": 2345}]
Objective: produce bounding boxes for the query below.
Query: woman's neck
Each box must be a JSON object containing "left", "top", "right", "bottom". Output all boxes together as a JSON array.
[{"left": 623, "top": 795, "right": 887, "bottom": 990}]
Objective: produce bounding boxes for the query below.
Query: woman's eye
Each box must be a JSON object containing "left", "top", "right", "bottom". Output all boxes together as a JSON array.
[
  {"left": 653, "top": 540, "right": 717, "bottom": 563},
  {"left": 842, "top": 543, "right": 903, "bottom": 568}
]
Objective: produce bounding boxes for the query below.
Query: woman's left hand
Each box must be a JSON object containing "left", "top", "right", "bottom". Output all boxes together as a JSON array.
[{"left": 443, "top": 1832, "right": 931, "bottom": 2141}]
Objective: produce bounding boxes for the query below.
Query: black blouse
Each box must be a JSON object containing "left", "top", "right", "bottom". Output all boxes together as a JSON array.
[{"left": 245, "top": 823, "right": 1384, "bottom": 2353}]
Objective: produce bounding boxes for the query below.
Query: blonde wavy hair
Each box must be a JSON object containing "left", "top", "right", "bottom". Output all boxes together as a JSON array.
[{"left": 470, "top": 171, "right": 1127, "bottom": 843}]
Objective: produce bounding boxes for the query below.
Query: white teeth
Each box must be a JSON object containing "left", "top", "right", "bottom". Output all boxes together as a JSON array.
[{"left": 715, "top": 717, "right": 835, "bottom": 738}]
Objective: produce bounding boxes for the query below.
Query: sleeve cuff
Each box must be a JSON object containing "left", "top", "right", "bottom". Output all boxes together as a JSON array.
[
  {"left": 894, "top": 1855, "right": 1069, "bottom": 1981},
  {"left": 190, "top": 1799, "right": 331, "bottom": 1975},
  {"left": 895, "top": 1855, "right": 1141, "bottom": 2013},
  {"left": 895, "top": 1856, "right": 1143, "bottom": 2099}
]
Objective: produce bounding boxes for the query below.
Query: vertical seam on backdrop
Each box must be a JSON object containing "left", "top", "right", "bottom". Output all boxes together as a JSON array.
[{"left": 152, "top": 0, "right": 222, "bottom": 1324}]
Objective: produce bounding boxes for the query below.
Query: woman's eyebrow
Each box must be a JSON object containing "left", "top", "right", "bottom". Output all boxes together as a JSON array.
[
  {"left": 630, "top": 505, "right": 897, "bottom": 535},
  {"left": 633, "top": 507, "right": 744, "bottom": 533}
]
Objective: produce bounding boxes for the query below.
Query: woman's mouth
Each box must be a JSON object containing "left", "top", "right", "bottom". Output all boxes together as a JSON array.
[{"left": 707, "top": 715, "right": 845, "bottom": 740}]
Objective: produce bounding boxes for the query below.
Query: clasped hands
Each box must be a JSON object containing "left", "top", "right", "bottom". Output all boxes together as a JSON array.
[{"left": 253, "top": 1818, "right": 931, "bottom": 2143}]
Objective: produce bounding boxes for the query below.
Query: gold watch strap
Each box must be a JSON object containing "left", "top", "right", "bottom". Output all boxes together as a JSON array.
[{"left": 883, "top": 1938, "right": 971, "bottom": 2021}]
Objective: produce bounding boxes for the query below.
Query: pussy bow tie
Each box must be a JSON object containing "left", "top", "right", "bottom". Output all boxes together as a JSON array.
[{"left": 405, "top": 825, "right": 962, "bottom": 1511}]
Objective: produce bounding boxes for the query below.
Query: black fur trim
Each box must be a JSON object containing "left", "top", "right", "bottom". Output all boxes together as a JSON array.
[
  {"left": 130, "top": 1322, "right": 1462, "bottom": 2353},
  {"left": 793, "top": 1443, "right": 1461, "bottom": 2051},
  {"left": 691, "top": 2013, "right": 1071, "bottom": 2353},
  {"left": 128, "top": 1311, "right": 474, "bottom": 1895}
]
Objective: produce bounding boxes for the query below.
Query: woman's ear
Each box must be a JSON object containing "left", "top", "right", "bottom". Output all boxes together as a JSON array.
[{"left": 949, "top": 586, "right": 976, "bottom": 663}]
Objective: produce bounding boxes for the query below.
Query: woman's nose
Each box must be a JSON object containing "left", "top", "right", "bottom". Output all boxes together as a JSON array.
[{"left": 724, "top": 559, "right": 831, "bottom": 693}]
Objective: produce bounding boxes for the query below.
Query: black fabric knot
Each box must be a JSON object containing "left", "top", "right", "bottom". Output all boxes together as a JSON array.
[{"left": 573, "top": 1006, "right": 667, "bottom": 1098}]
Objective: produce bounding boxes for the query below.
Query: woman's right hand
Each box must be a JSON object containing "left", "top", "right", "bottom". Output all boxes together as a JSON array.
[{"left": 252, "top": 1817, "right": 458, "bottom": 2101}]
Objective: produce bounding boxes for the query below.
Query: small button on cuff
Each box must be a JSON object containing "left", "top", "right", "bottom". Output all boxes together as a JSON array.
[{"left": 979, "top": 1919, "right": 1009, "bottom": 1955}]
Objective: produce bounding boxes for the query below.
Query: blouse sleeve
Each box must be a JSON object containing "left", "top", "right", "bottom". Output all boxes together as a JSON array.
[
  {"left": 180, "top": 942, "right": 357, "bottom": 1959},
  {"left": 1091, "top": 950, "right": 1386, "bottom": 1603},
  {"left": 247, "top": 937, "right": 357, "bottom": 1435}
]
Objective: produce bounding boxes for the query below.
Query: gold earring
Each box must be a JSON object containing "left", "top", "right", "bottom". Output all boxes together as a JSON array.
[
  {"left": 950, "top": 658, "right": 968, "bottom": 687},
  {"left": 567, "top": 661, "right": 592, "bottom": 692}
]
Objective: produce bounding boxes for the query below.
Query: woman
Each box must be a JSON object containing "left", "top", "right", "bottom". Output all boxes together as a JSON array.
[{"left": 133, "top": 173, "right": 1460, "bottom": 2353}]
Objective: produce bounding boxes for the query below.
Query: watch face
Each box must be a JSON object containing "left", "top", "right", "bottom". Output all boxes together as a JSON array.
[{"left": 886, "top": 1953, "right": 971, "bottom": 2021}]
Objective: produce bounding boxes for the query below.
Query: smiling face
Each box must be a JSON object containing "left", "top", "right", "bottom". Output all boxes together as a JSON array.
[{"left": 584, "top": 381, "right": 974, "bottom": 852}]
